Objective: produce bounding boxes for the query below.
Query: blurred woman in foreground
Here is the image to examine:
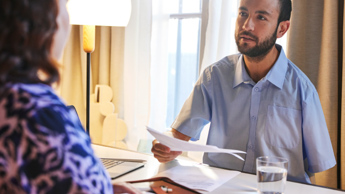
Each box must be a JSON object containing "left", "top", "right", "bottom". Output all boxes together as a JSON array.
[{"left": 0, "top": 0, "right": 139, "bottom": 193}]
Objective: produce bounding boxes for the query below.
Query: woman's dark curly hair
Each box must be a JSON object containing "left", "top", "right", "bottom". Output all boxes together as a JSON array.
[{"left": 0, "top": 0, "right": 60, "bottom": 87}]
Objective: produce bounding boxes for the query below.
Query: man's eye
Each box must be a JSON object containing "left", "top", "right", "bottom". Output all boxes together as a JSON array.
[
  {"left": 239, "top": 12, "right": 247, "bottom": 17},
  {"left": 258, "top": 15, "right": 266, "bottom": 20}
]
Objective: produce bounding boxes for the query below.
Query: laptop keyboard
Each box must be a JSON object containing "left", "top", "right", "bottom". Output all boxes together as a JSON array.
[{"left": 100, "top": 158, "right": 124, "bottom": 169}]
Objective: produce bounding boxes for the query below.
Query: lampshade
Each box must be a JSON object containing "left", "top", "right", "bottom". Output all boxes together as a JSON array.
[{"left": 67, "top": 0, "right": 131, "bottom": 27}]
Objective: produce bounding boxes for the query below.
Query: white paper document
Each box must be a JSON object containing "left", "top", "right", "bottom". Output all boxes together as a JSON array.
[
  {"left": 154, "top": 164, "right": 241, "bottom": 192},
  {"left": 147, "top": 126, "right": 246, "bottom": 161}
]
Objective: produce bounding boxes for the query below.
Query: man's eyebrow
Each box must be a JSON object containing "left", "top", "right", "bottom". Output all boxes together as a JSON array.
[
  {"left": 238, "top": 7, "right": 272, "bottom": 16},
  {"left": 239, "top": 7, "right": 248, "bottom": 11},
  {"left": 256, "top": 10, "right": 271, "bottom": 15}
]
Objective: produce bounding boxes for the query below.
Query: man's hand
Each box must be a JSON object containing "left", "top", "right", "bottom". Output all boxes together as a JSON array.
[
  {"left": 151, "top": 139, "right": 182, "bottom": 163},
  {"left": 151, "top": 128, "right": 191, "bottom": 163}
]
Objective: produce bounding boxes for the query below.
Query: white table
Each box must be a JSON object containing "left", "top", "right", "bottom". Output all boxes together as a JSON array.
[{"left": 92, "top": 144, "right": 344, "bottom": 194}]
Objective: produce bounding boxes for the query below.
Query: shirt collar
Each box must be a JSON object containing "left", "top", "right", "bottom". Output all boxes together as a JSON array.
[
  {"left": 233, "top": 44, "right": 288, "bottom": 89},
  {"left": 264, "top": 45, "right": 288, "bottom": 89},
  {"left": 233, "top": 55, "right": 254, "bottom": 88}
]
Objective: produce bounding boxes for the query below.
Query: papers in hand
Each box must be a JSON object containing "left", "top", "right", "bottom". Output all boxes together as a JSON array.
[{"left": 147, "top": 126, "right": 246, "bottom": 161}]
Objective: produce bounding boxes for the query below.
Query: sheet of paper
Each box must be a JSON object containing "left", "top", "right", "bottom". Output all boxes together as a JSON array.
[
  {"left": 154, "top": 164, "right": 241, "bottom": 192},
  {"left": 147, "top": 126, "right": 246, "bottom": 161}
]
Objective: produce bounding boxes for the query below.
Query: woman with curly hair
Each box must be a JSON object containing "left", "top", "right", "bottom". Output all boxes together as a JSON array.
[{"left": 0, "top": 0, "right": 140, "bottom": 193}]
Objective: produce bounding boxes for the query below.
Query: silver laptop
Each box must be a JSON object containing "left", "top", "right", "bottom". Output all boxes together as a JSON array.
[
  {"left": 100, "top": 158, "right": 145, "bottom": 179},
  {"left": 67, "top": 105, "right": 146, "bottom": 179}
]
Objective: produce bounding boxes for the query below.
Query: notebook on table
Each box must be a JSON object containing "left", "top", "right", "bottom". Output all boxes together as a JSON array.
[{"left": 67, "top": 105, "right": 146, "bottom": 179}]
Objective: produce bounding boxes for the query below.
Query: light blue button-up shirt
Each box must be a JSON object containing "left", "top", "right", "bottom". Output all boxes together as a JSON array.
[{"left": 171, "top": 45, "right": 336, "bottom": 183}]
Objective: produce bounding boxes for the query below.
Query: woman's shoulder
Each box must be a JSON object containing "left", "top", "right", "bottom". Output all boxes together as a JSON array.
[
  {"left": 7, "top": 82, "right": 62, "bottom": 104},
  {"left": 0, "top": 83, "right": 71, "bottom": 131},
  {"left": 0, "top": 83, "right": 113, "bottom": 193},
  {"left": 0, "top": 83, "right": 63, "bottom": 113},
  {"left": 0, "top": 82, "right": 88, "bottom": 141}
]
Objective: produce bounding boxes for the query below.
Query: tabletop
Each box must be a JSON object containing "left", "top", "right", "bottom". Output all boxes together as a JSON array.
[{"left": 92, "top": 144, "right": 344, "bottom": 193}]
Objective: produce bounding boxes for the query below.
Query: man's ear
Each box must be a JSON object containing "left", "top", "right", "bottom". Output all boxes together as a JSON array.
[{"left": 277, "top": 20, "right": 290, "bottom": 38}]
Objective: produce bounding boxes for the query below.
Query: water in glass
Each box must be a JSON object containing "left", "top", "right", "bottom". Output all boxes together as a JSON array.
[{"left": 257, "top": 166, "right": 287, "bottom": 194}]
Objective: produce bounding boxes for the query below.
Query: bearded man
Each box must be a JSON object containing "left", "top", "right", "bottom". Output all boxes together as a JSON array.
[{"left": 151, "top": 0, "right": 336, "bottom": 184}]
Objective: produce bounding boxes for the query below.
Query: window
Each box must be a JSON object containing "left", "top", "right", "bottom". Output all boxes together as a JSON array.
[{"left": 166, "top": 0, "right": 202, "bottom": 127}]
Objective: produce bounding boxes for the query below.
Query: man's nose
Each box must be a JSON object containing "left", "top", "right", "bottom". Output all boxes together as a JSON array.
[{"left": 242, "top": 17, "right": 254, "bottom": 31}]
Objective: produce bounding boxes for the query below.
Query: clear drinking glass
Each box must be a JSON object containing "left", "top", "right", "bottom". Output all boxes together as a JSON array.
[{"left": 256, "top": 156, "right": 288, "bottom": 194}]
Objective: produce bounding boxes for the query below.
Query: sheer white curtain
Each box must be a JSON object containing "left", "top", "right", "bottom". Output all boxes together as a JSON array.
[
  {"left": 124, "top": 0, "right": 173, "bottom": 151},
  {"left": 127, "top": 1, "right": 241, "bottom": 152},
  {"left": 200, "top": 0, "right": 240, "bottom": 73},
  {"left": 148, "top": 0, "right": 170, "bottom": 132},
  {"left": 123, "top": 0, "right": 152, "bottom": 150}
]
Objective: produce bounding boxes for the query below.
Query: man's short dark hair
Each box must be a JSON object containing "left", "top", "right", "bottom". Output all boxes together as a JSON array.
[{"left": 278, "top": 0, "right": 292, "bottom": 24}]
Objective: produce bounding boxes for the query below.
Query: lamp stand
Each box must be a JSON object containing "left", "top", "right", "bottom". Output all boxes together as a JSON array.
[
  {"left": 86, "top": 52, "right": 91, "bottom": 135},
  {"left": 83, "top": 25, "right": 95, "bottom": 135}
]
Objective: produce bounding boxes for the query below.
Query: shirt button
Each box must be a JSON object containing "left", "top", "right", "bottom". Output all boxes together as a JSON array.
[
  {"left": 248, "top": 145, "right": 253, "bottom": 149},
  {"left": 254, "top": 87, "right": 259, "bottom": 92},
  {"left": 251, "top": 116, "right": 256, "bottom": 120}
]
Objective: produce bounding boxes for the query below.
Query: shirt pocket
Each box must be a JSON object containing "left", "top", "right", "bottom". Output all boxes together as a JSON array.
[{"left": 265, "top": 105, "right": 301, "bottom": 148}]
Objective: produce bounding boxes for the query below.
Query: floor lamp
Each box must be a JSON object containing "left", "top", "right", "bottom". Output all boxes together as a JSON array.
[{"left": 67, "top": 0, "right": 131, "bottom": 135}]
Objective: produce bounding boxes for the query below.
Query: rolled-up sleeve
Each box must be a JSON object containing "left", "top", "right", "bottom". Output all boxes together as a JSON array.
[{"left": 171, "top": 67, "right": 213, "bottom": 141}]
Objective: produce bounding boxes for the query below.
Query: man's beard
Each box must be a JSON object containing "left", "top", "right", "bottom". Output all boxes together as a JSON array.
[{"left": 235, "top": 29, "right": 277, "bottom": 58}]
